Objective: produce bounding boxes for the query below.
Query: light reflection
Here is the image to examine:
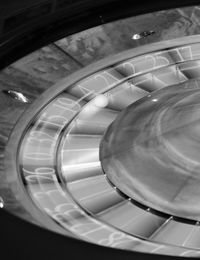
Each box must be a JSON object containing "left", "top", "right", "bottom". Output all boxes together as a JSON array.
[
  {"left": 132, "top": 31, "right": 155, "bottom": 40},
  {"left": 62, "top": 162, "right": 101, "bottom": 171},
  {"left": 0, "top": 197, "right": 4, "bottom": 208},
  {"left": 3, "top": 90, "right": 30, "bottom": 103},
  {"left": 93, "top": 94, "right": 109, "bottom": 108},
  {"left": 132, "top": 34, "right": 142, "bottom": 40}
]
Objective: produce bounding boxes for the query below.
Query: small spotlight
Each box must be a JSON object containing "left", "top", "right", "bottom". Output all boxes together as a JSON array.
[
  {"left": 132, "top": 34, "right": 141, "bottom": 40},
  {"left": 132, "top": 30, "right": 155, "bottom": 40},
  {"left": 0, "top": 197, "right": 4, "bottom": 208},
  {"left": 3, "top": 90, "right": 30, "bottom": 103},
  {"left": 93, "top": 94, "right": 109, "bottom": 108}
]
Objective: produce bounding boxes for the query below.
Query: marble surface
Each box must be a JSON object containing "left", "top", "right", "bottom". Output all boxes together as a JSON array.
[
  {"left": 0, "top": 44, "right": 80, "bottom": 221},
  {"left": 55, "top": 6, "right": 200, "bottom": 65}
]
